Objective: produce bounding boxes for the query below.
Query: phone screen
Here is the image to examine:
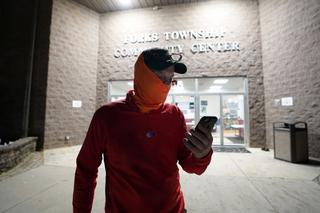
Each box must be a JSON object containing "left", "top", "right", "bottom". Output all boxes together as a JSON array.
[{"left": 195, "top": 116, "right": 218, "bottom": 132}]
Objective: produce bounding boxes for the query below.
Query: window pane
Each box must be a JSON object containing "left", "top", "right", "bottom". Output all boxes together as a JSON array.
[
  {"left": 165, "top": 95, "right": 173, "bottom": 104},
  {"left": 169, "top": 79, "right": 195, "bottom": 94},
  {"left": 111, "top": 96, "right": 126, "bottom": 102},
  {"left": 174, "top": 95, "right": 195, "bottom": 130},
  {"left": 200, "top": 95, "right": 221, "bottom": 146},
  {"left": 110, "top": 81, "right": 133, "bottom": 96},
  {"left": 198, "top": 78, "right": 244, "bottom": 93},
  {"left": 222, "top": 95, "right": 245, "bottom": 145}
]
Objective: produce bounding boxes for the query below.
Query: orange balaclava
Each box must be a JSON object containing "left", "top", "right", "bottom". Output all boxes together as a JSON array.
[{"left": 133, "top": 53, "right": 171, "bottom": 113}]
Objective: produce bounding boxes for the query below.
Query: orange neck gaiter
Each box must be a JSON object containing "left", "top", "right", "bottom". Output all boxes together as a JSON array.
[{"left": 133, "top": 54, "right": 171, "bottom": 113}]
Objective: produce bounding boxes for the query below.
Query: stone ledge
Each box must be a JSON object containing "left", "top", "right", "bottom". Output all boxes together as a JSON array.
[{"left": 0, "top": 137, "right": 37, "bottom": 173}]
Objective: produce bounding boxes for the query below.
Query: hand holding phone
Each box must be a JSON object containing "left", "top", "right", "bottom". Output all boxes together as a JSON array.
[
  {"left": 195, "top": 116, "right": 218, "bottom": 133},
  {"left": 184, "top": 116, "right": 217, "bottom": 159}
]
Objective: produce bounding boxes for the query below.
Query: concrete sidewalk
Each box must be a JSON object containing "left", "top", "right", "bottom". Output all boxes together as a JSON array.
[{"left": 0, "top": 146, "right": 320, "bottom": 213}]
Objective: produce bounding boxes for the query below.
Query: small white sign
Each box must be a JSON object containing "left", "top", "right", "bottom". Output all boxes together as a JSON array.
[
  {"left": 281, "top": 97, "right": 293, "bottom": 106},
  {"left": 72, "top": 100, "right": 82, "bottom": 108}
]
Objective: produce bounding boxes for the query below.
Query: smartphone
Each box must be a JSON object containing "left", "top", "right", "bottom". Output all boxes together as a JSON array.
[{"left": 195, "top": 116, "right": 218, "bottom": 132}]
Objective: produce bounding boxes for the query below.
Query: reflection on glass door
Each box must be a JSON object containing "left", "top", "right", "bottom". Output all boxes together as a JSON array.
[
  {"left": 222, "top": 95, "right": 244, "bottom": 145},
  {"left": 166, "top": 95, "right": 195, "bottom": 130},
  {"left": 199, "top": 95, "right": 221, "bottom": 145},
  {"left": 174, "top": 96, "right": 195, "bottom": 130}
]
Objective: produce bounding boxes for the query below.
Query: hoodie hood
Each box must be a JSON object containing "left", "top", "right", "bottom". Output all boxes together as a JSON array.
[{"left": 133, "top": 53, "right": 171, "bottom": 113}]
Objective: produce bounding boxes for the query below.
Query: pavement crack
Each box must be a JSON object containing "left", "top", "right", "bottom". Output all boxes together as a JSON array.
[{"left": 312, "top": 174, "right": 320, "bottom": 185}]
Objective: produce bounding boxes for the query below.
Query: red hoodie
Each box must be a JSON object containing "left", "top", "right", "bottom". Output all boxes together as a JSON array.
[{"left": 72, "top": 91, "right": 213, "bottom": 213}]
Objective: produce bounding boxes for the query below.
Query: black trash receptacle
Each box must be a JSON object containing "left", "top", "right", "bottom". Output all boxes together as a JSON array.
[{"left": 273, "top": 122, "right": 308, "bottom": 163}]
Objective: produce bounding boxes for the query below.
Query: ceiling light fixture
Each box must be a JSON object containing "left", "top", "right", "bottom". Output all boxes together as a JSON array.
[
  {"left": 119, "top": 0, "right": 132, "bottom": 7},
  {"left": 213, "top": 79, "right": 229, "bottom": 84}
]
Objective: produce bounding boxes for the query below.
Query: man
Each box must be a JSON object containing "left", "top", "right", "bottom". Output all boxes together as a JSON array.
[{"left": 73, "top": 48, "right": 213, "bottom": 213}]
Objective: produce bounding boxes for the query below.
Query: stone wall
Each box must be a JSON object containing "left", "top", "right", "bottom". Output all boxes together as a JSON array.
[
  {"left": 45, "top": 0, "right": 99, "bottom": 148},
  {"left": 259, "top": 0, "right": 320, "bottom": 158},
  {"left": 0, "top": 137, "right": 37, "bottom": 173},
  {"left": 97, "top": 0, "right": 266, "bottom": 147}
]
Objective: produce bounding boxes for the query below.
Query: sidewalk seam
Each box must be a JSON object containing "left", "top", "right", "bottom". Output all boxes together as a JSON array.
[{"left": 229, "top": 154, "right": 280, "bottom": 213}]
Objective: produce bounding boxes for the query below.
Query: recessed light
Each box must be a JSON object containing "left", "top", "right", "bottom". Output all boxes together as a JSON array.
[
  {"left": 119, "top": 0, "right": 132, "bottom": 7},
  {"left": 213, "top": 79, "right": 229, "bottom": 84}
]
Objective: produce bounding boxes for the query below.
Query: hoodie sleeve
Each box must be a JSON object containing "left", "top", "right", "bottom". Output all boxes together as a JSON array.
[
  {"left": 73, "top": 110, "right": 105, "bottom": 213},
  {"left": 176, "top": 107, "right": 213, "bottom": 175}
]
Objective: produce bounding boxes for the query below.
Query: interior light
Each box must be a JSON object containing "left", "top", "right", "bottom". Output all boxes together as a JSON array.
[
  {"left": 119, "top": 0, "right": 132, "bottom": 7},
  {"left": 213, "top": 79, "right": 229, "bottom": 84}
]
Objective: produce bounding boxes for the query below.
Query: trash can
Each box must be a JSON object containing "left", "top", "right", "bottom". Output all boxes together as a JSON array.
[{"left": 273, "top": 122, "right": 308, "bottom": 163}]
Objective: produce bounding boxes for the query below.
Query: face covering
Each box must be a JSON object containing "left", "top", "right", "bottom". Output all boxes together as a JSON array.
[{"left": 133, "top": 54, "right": 171, "bottom": 113}]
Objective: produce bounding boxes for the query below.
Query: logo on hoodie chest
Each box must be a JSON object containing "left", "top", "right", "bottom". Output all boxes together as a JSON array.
[{"left": 145, "top": 131, "right": 156, "bottom": 138}]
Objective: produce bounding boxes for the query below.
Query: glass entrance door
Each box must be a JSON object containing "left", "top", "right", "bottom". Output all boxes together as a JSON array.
[
  {"left": 199, "top": 95, "right": 221, "bottom": 146},
  {"left": 109, "top": 77, "right": 247, "bottom": 147},
  {"left": 198, "top": 94, "right": 245, "bottom": 146},
  {"left": 222, "top": 95, "right": 245, "bottom": 146},
  {"left": 168, "top": 95, "right": 195, "bottom": 131}
]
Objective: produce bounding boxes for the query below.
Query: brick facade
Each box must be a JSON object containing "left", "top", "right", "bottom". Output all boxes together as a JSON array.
[
  {"left": 259, "top": 0, "right": 320, "bottom": 158},
  {"left": 44, "top": 0, "right": 320, "bottom": 157},
  {"left": 45, "top": 0, "right": 99, "bottom": 148}
]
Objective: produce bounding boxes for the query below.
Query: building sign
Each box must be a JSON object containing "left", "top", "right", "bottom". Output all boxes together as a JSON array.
[{"left": 114, "top": 29, "right": 240, "bottom": 58}]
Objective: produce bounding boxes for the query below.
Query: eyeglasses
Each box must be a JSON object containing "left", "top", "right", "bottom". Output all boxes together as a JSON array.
[{"left": 168, "top": 53, "right": 182, "bottom": 62}]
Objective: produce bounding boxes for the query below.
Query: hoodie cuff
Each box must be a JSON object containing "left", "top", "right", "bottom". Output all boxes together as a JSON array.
[{"left": 193, "top": 148, "right": 213, "bottom": 162}]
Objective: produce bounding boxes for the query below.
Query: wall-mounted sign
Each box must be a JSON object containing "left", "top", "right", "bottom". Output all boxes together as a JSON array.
[
  {"left": 123, "top": 29, "right": 225, "bottom": 44},
  {"left": 281, "top": 97, "right": 293, "bottom": 106},
  {"left": 72, "top": 100, "right": 82, "bottom": 108},
  {"left": 114, "top": 29, "right": 240, "bottom": 58}
]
